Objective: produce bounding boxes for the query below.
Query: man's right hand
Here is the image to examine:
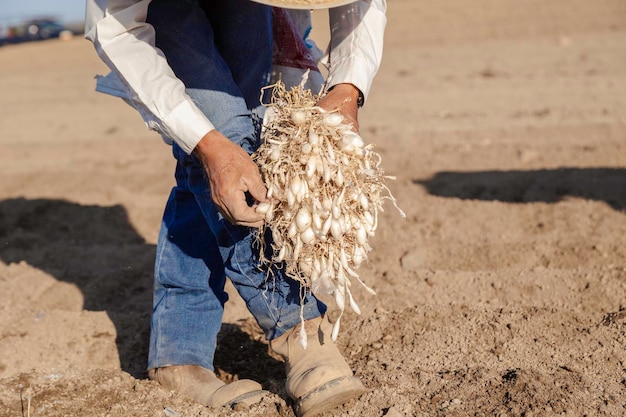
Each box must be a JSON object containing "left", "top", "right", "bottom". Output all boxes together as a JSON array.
[{"left": 193, "top": 130, "right": 268, "bottom": 227}]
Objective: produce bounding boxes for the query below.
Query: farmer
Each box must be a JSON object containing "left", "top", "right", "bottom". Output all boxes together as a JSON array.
[{"left": 85, "top": 0, "right": 385, "bottom": 415}]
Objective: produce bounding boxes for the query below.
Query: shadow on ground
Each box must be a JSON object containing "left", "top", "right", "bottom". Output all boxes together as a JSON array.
[
  {"left": 415, "top": 168, "right": 626, "bottom": 211},
  {"left": 0, "top": 198, "right": 281, "bottom": 384}
]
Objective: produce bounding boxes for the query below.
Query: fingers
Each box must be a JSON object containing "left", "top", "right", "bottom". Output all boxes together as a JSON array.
[
  {"left": 226, "top": 165, "right": 269, "bottom": 226},
  {"left": 211, "top": 181, "right": 263, "bottom": 226},
  {"left": 194, "top": 130, "right": 271, "bottom": 227},
  {"left": 211, "top": 182, "right": 266, "bottom": 227},
  {"left": 244, "top": 172, "right": 269, "bottom": 204},
  {"left": 223, "top": 199, "right": 266, "bottom": 227},
  {"left": 208, "top": 161, "right": 269, "bottom": 227}
]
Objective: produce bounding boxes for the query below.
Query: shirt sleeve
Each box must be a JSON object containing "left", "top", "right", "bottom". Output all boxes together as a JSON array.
[
  {"left": 84, "top": 0, "right": 215, "bottom": 154},
  {"left": 324, "top": 0, "right": 387, "bottom": 105}
]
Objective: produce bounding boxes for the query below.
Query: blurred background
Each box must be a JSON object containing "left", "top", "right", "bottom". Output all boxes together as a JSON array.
[{"left": 0, "top": 0, "right": 85, "bottom": 45}]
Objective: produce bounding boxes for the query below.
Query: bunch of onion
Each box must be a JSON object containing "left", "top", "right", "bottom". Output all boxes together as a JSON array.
[{"left": 253, "top": 77, "right": 404, "bottom": 347}]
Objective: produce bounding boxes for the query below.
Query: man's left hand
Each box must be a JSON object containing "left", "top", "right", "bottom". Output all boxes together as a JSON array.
[{"left": 316, "top": 83, "right": 361, "bottom": 132}]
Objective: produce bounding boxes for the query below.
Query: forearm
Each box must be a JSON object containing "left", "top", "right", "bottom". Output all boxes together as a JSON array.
[
  {"left": 324, "top": 0, "right": 387, "bottom": 104},
  {"left": 85, "top": 0, "right": 214, "bottom": 154}
]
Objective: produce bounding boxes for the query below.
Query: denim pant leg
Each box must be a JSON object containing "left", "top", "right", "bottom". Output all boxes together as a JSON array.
[
  {"left": 147, "top": 0, "right": 326, "bottom": 370},
  {"left": 149, "top": 162, "right": 228, "bottom": 371}
]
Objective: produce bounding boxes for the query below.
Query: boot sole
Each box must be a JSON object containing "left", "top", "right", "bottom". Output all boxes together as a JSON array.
[
  {"left": 225, "top": 389, "right": 269, "bottom": 408},
  {"left": 295, "top": 376, "right": 366, "bottom": 417},
  {"left": 224, "top": 390, "right": 269, "bottom": 408}
]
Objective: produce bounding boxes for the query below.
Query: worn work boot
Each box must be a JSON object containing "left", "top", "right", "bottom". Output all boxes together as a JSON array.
[
  {"left": 270, "top": 315, "right": 366, "bottom": 417},
  {"left": 148, "top": 365, "right": 266, "bottom": 408}
]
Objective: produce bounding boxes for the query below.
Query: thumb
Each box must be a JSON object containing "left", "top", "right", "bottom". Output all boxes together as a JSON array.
[{"left": 245, "top": 174, "right": 269, "bottom": 203}]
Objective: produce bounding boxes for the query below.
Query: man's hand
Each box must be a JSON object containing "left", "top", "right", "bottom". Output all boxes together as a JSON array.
[
  {"left": 316, "top": 83, "right": 361, "bottom": 132},
  {"left": 194, "top": 130, "right": 268, "bottom": 227}
]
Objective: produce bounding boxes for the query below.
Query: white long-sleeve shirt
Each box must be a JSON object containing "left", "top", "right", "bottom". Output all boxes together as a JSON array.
[{"left": 85, "top": 0, "right": 386, "bottom": 154}]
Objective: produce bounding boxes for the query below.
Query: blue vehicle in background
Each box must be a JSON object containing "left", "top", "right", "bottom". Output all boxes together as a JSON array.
[{"left": 0, "top": 18, "right": 73, "bottom": 46}]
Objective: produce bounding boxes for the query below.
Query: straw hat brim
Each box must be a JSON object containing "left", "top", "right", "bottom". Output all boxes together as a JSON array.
[{"left": 250, "top": 0, "right": 356, "bottom": 10}]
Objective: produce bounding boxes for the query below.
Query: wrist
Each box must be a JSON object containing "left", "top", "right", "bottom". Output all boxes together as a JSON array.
[
  {"left": 193, "top": 130, "right": 224, "bottom": 166},
  {"left": 194, "top": 129, "right": 219, "bottom": 152},
  {"left": 328, "top": 83, "right": 364, "bottom": 108}
]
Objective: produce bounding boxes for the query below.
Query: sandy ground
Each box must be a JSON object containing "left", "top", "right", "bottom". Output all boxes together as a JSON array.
[{"left": 1, "top": 0, "right": 626, "bottom": 416}]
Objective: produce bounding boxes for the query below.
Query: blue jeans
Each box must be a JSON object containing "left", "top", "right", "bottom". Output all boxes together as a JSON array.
[{"left": 146, "top": 0, "right": 326, "bottom": 372}]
